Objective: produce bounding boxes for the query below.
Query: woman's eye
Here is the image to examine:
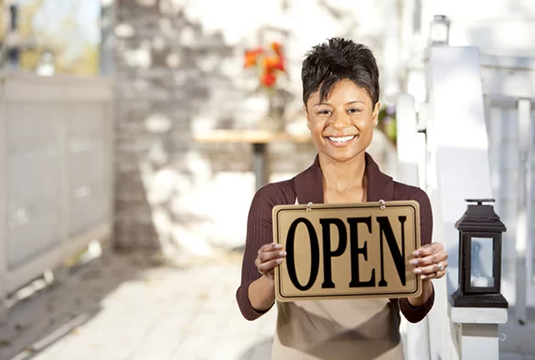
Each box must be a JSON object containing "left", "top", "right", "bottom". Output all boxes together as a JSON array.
[
  {"left": 317, "top": 110, "right": 331, "bottom": 116},
  {"left": 347, "top": 108, "right": 361, "bottom": 114}
]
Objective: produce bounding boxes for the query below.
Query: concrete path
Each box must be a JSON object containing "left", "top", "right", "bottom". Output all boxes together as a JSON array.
[
  {"left": 4, "top": 249, "right": 532, "bottom": 360},
  {"left": 0, "top": 251, "right": 275, "bottom": 360}
]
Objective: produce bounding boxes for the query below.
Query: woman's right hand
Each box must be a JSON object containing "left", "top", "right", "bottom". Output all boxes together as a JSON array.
[{"left": 255, "top": 243, "right": 287, "bottom": 281}]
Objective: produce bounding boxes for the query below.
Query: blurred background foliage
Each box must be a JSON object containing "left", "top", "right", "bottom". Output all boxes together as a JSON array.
[
  {"left": 378, "top": 105, "right": 397, "bottom": 145},
  {"left": 1, "top": 0, "right": 101, "bottom": 75}
]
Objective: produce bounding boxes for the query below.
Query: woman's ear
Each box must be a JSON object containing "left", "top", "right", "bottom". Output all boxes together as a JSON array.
[{"left": 372, "top": 102, "right": 381, "bottom": 127}]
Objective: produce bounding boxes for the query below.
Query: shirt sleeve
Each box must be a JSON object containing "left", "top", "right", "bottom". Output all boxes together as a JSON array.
[
  {"left": 236, "top": 184, "right": 281, "bottom": 321},
  {"left": 399, "top": 186, "right": 435, "bottom": 323}
]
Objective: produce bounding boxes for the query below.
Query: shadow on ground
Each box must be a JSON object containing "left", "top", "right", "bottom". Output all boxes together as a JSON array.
[{"left": 0, "top": 250, "right": 174, "bottom": 360}]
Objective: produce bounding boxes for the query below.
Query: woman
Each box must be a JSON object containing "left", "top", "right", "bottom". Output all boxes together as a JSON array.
[{"left": 236, "top": 38, "right": 448, "bottom": 360}]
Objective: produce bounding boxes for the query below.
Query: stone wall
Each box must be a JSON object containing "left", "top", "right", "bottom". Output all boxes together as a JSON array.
[{"left": 112, "top": 0, "right": 398, "bottom": 258}]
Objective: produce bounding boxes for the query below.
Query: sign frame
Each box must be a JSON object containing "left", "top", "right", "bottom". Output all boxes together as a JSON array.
[{"left": 273, "top": 200, "right": 422, "bottom": 302}]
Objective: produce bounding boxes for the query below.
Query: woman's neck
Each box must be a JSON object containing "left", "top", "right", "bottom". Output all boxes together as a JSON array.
[{"left": 319, "top": 152, "right": 367, "bottom": 194}]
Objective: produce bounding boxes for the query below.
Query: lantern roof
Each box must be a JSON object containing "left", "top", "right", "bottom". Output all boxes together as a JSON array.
[{"left": 455, "top": 199, "right": 506, "bottom": 232}]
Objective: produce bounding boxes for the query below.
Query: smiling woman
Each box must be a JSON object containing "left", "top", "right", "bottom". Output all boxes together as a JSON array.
[{"left": 236, "top": 38, "right": 448, "bottom": 360}]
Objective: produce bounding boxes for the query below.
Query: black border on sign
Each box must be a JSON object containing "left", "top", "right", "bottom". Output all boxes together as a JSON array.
[{"left": 274, "top": 202, "right": 421, "bottom": 300}]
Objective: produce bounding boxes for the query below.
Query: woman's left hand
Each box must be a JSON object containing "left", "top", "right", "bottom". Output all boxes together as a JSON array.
[{"left": 411, "top": 243, "right": 448, "bottom": 280}]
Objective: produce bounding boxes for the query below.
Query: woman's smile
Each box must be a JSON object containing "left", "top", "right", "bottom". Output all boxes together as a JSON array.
[{"left": 325, "top": 134, "right": 360, "bottom": 147}]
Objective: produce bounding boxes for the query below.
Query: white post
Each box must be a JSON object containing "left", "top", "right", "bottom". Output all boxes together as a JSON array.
[
  {"left": 515, "top": 98, "right": 532, "bottom": 324},
  {"left": 528, "top": 99, "right": 535, "bottom": 312},
  {"left": 449, "top": 306, "right": 508, "bottom": 360},
  {"left": 425, "top": 46, "right": 499, "bottom": 359},
  {"left": 396, "top": 92, "right": 431, "bottom": 360},
  {"left": 396, "top": 93, "right": 420, "bottom": 186},
  {"left": 382, "top": 0, "right": 401, "bottom": 104}
]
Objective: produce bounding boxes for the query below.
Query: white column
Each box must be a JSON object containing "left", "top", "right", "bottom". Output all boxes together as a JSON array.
[
  {"left": 396, "top": 93, "right": 419, "bottom": 186},
  {"left": 425, "top": 46, "right": 494, "bottom": 360},
  {"left": 396, "top": 92, "right": 431, "bottom": 360},
  {"left": 382, "top": 0, "right": 401, "bottom": 104},
  {"left": 450, "top": 306, "right": 508, "bottom": 360},
  {"left": 515, "top": 98, "right": 532, "bottom": 324}
]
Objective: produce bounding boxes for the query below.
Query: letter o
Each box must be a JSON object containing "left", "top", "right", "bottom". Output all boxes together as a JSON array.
[{"left": 285, "top": 218, "right": 320, "bottom": 291}]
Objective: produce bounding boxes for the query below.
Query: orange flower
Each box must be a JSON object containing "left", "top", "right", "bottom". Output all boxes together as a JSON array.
[
  {"left": 244, "top": 47, "right": 264, "bottom": 68},
  {"left": 274, "top": 58, "right": 285, "bottom": 72},
  {"left": 244, "top": 43, "right": 285, "bottom": 88},
  {"left": 260, "top": 72, "right": 277, "bottom": 87},
  {"left": 263, "top": 56, "right": 285, "bottom": 72},
  {"left": 271, "top": 42, "right": 283, "bottom": 57}
]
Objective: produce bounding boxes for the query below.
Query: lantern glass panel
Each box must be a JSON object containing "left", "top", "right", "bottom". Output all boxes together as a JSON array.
[
  {"left": 431, "top": 22, "right": 448, "bottom": 43},
  {"left": 430, "top": 15, "right": 450, "bottom": 45},
  {"left": 470, "top": 236, "right": 495, "bottom": 287}
]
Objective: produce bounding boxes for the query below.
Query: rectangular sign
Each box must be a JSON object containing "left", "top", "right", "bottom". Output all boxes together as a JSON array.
[{"left": 273, "top": 201, "right": 422, "bottom": 301}]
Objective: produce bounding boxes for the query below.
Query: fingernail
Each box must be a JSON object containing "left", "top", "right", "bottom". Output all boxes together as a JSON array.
[
  {"left": 276, "top": 258, "right": 283, "bottom": 264},
  {"left": 413, "top": 251, "right": 420, "bottom": 256},
  {"left": 421, "top": 275, "right": 427, "bottom": 280},
  {"left": 279, "top": 251, "right": 287, "bottom": 257},
  {"left": 410, "top": 260, "right": 418, "bottom": 266},
  {"left": 274, "top": 244, "right": 283, "bottom": 249},
  {"left": 414, "top": 268, "right": 421, "bottom": 274}
]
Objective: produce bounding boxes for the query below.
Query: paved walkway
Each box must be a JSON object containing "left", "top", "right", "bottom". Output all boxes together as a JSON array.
[
  {"left": 0, "top": 251, "right": 276, "bottom": 360},
  {"left": 4, "top": 250, "right": 535, "bottom": 360}
]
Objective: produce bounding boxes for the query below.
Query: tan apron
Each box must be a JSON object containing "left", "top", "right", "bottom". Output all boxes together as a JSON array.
[
  {"left": 270, "top": 199, "right": 405, "bottom": 360},
  {"left": 272, "top": 299, "right": 404, "bottom": 360}
]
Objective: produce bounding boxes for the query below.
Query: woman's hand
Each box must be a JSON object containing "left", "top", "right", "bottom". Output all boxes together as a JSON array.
[
  {"left": 255, "top": 243, "right": 287, "bottom": 281},
  {"left": 411, "top": 242, "right": 448, "bottom": 280},
  {"left": 406, "top": 242, "right": 447, "bottom": 308},
  {"left": 249, "top": 243, "right": 287, "bottom": 311}
]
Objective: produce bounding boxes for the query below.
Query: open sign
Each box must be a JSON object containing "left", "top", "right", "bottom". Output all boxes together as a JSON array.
[{"left": 273, "top": 201, "right": 422, "bottom": 301}]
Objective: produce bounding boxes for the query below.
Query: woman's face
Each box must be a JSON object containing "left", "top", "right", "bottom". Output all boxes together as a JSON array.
[{"left": 305, "top": 79, "right": 379, "bottom": 163}]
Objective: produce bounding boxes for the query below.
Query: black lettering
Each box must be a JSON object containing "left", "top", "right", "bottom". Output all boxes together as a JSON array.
[
  {"left": 377, "top": 216, "right": 407, "bottom": 287},
  {"left": 319, "top": 218, "right": 348, "bottom": 288},
  {"left": 348, "top": 217, "right": 376, "bottom": 287},
  {"left": 286, "top": 218, "right": 320, "bottom": 291}
]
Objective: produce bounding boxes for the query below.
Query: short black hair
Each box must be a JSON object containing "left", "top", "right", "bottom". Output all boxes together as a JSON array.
[{"left": 301, "top": 38, "right": 379, "bottom": 106}]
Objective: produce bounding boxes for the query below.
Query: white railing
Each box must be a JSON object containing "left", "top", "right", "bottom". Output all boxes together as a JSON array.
[
  {"left": 0, "top": 73, "right": 114, "bottom": 301},
  {"left": 399, "top": 47, "right": 535, "bottom": 359},
  {"left": 483, "top": 94, "right": 535, "bottom": 356},
  {"left": 398, "top": 46, "right": 517, "bottom": 360}
]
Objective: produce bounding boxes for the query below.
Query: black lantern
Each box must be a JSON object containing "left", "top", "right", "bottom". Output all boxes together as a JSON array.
[{"left": 451, "top": 199, "right": 508, "bottom": 308}]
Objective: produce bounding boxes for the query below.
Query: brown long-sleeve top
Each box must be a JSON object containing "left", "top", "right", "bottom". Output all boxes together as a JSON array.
[{"left": 236, "top": 153, "right": 435, "bottom": 324}]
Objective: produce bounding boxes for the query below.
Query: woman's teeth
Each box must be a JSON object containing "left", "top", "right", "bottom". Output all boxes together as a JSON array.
[{"left": 328, "top": 135, "right": 356, "bottom": 142}]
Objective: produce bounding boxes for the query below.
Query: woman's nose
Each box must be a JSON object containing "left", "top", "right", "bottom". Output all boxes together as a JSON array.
[{"left": 330, "top": 111, "right": 351, "bottom": 129}]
